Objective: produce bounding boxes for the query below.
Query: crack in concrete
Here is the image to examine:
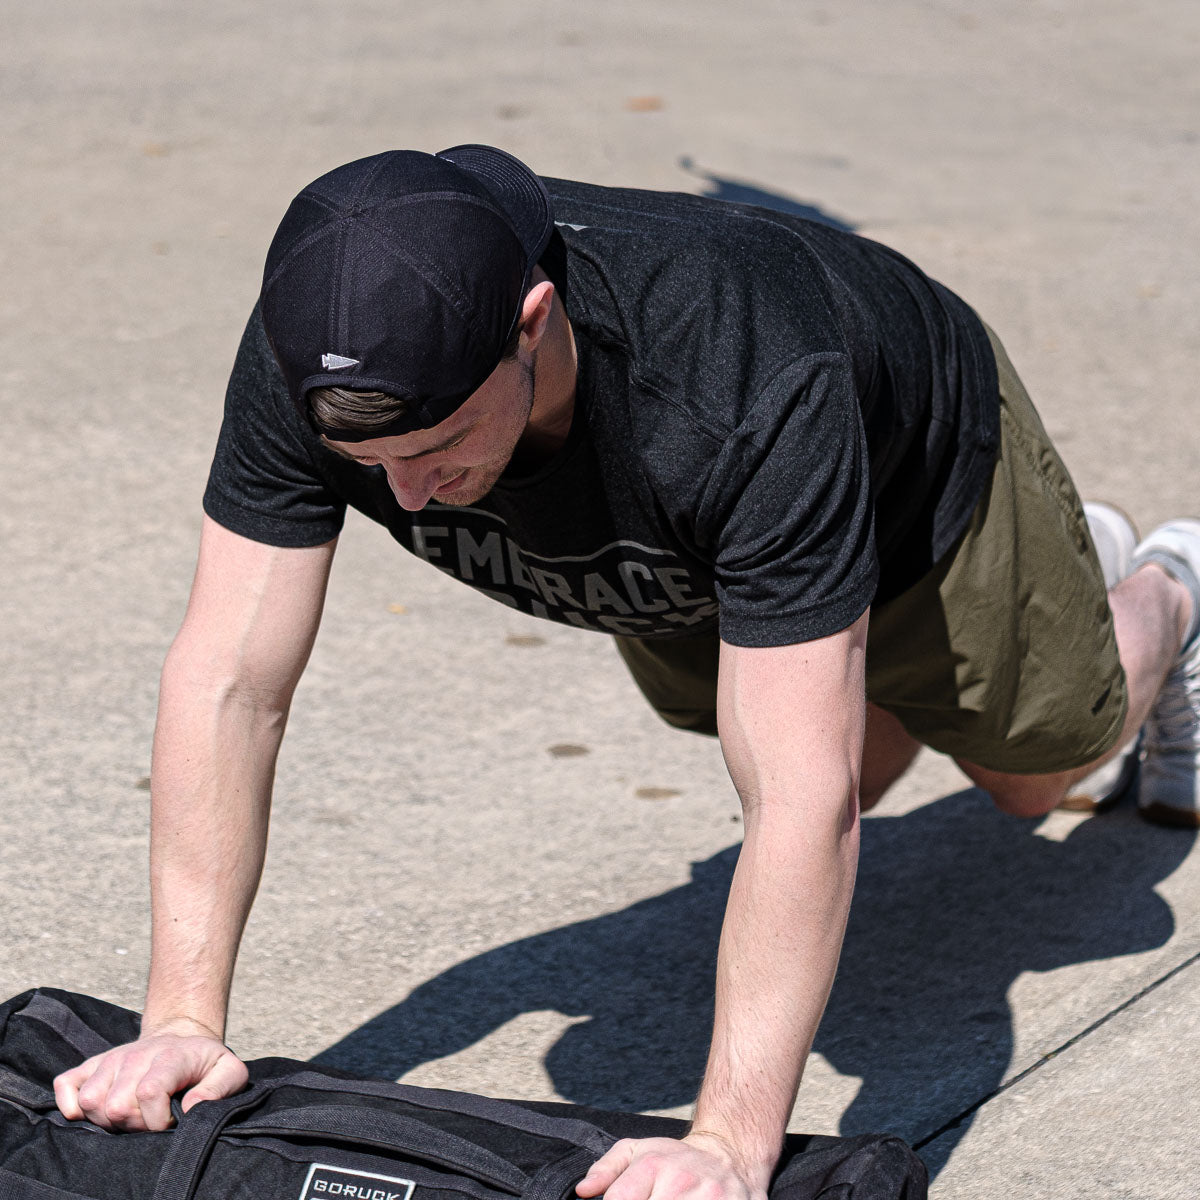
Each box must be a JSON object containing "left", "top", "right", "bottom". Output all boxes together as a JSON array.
[{"left": 913, "top": 947, "right": 1200, "bottom": 1151}]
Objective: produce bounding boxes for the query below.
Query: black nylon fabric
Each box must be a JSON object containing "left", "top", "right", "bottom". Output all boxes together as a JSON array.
[{"left": 0, "top": 990, "right": 926, "bottom": 1200}]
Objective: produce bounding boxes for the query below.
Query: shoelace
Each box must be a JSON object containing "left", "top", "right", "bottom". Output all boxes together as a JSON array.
[{"left": 1147, "top": 640, "right": 1200, "bottom": 756}]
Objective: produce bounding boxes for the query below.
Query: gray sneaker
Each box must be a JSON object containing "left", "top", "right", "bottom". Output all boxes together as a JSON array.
[
  {"left": 1060, "top": 731, "right": 1142, "bottom": 813},
  {"left": 1083, "top": 500, "right": 1139, "bottom": 591},
  {"left": 1133, "top": 519, "right": 1200, "bottom": 827},
  {"left": 1060, "top": 503, "right": 1142, "bottom": 812}
]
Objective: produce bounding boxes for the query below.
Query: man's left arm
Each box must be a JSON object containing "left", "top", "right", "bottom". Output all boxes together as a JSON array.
[{"left": 578, "top": 612, "right": 867, "bottom": 1200}]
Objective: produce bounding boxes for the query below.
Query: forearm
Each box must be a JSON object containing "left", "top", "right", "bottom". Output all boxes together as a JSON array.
[
  {"left": 692, "top": 799, "right": 858, "bottom": 1184},
  {"left": 691, "top": 623, "right": 867, "bottom": 1184},
  {"left": 143, "top": 650, "right": 288, "bottom": 1037},
  {"left": 52, "top": 524, "right": 332, "bottom": 1131}
]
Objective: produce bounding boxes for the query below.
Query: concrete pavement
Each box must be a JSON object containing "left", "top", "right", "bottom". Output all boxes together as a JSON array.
[{"left": 3, "top": 1, "right": 1198, "bottom": 1195}]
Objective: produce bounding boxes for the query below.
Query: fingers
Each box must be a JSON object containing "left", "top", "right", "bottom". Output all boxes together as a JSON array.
[
  {"left": 64, "top": 1053, "right": 143, "bottom": 1129},
  {"left": 60, "top": 1049, "right": 146, "bottom": 1131},
  {"left": 577, "top": 1137, "right": 759, "bottom": 1200},
  {"left": 76, "top": 1048, "right": 173, "bottom": 1131},
  {"left": 53, "top": 1054, "right": 108, "bottom": 1123},
  {"left": 52, "top": 1035, "right": 247, "bottom": 1131},
  {"left": 181, "top": 1049, "right": 249, "bottom": 1112},
  {"left": 599, "top": 1144, "right": 690, "bottom": 1200},
  {"left": 578, "top": 1139, "right": 638, "bottom": 1197},
  {"left": 129, "top": 1060, "right": 178, "bottom": 1133}
]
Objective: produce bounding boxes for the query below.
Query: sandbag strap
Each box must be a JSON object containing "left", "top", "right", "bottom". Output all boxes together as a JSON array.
[
  {"left": 12, "top": 994, "right": 115, "bottom": 1063},
  {"left": 0, "top": 1064, "right": 54, "bottom": 1109},
  {"left": 151, "top": 1086, "right": 270, "bottom": 1200},
  {"left": 235, "top": 1103, "right": 527, "bottom": 1192},
  {"left": 154, "top": 1085, "right": 553, "bottom": 1199},
  {"left": 522, "top": 1147, "right": 599, "bottom": 1200},
  {"left": 152, "top": 1072, "right": 608, "bottom": 1200},
  {"left": 283, "top": 1072, "right": 613, "bottom": 1156}
]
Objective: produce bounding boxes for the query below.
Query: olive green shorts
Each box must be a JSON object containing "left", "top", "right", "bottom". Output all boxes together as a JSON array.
[{"left": 614, "top": 324, "right": 1128, "bottom": 775}]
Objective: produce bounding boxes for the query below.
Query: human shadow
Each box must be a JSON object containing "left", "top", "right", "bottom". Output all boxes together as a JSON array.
[
  {"left": 678, "top": 155, "right": 857, "bottom": 232},
  {"left": 313, "top": 791, "right": 1194, "bottom": 1179}
]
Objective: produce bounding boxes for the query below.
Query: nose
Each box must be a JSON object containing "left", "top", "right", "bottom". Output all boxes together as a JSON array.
[{"left": 383, "top": 461, "right": 443, "bottom": 511}]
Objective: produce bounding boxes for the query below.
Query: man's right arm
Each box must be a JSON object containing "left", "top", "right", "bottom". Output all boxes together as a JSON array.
[{"left": 54, "top": 515, "right": 337, "bottom": 1131}]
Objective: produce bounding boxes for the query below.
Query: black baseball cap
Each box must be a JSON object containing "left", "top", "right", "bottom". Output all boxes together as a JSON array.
[{"left": 259, "top": 144, "right": 555, "bottom": 441}]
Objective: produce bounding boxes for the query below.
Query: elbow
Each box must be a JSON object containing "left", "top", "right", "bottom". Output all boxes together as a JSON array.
[
  {"left": 160, "top": 631, "right": 294, "bottom": 720},
  {"left": 842, "top": 786, "right": 862, "bottom": 845},
  {"left": 823, "top": 775, "right": 862, "bottom": 846},
  {"left": 744, "top": 769, "right": 861, "bottom": 847}
]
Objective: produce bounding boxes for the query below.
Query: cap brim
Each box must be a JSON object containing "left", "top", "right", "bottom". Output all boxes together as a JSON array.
[{"left": 437, "top": 144, "right": 554, "bottom": 266}]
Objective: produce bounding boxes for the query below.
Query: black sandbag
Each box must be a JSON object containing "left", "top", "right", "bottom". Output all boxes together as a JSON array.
[{"left": 0, "top": 989, "right": 926, "bottom": 1199}]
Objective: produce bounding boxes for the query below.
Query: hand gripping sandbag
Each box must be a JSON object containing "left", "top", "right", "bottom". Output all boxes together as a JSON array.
[{"left": 0, "top": 989, "right": 927, "bottom": 1200}]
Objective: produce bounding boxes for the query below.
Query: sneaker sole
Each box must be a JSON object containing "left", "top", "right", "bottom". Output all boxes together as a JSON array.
[
  {"left": 1138, "top": 800, "right": 1200, "bottom": 829},
  {"left": 1059, "top": 736, "right": 1141, "bottom": 813},
  {"left": 1060, "top": 778, "right": 1136, "bottom": 812},
  {"left": 1060, "top": 785, "right": 1131, "bottom": 813}
]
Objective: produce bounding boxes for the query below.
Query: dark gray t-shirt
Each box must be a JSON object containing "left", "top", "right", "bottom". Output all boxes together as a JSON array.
[{"left": 203, "top": 179, "right": 999, "bottom": 647}]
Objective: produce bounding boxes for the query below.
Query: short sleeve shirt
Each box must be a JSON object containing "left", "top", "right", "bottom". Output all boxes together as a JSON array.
[{"left": 203, "top": 180, "right": 998, "bottom": 648}]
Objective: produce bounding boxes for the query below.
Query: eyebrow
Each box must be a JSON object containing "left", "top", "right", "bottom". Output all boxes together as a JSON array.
[{"left": 321, "top": 424, "right": 474, "bottom": 463}]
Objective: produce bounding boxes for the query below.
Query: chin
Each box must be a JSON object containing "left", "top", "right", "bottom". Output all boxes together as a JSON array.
[{"left": 435, "top": 468, "right": 501, "bottom": 506}]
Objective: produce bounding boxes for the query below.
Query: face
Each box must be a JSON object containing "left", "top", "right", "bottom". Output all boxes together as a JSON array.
[{"left": 323, "top": 356, "right": 535, "bottom": 512}]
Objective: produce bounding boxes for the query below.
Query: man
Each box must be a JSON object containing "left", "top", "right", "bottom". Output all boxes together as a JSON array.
[{"left": 54, "top": 145, "right": 1200, "bottom": 1200}]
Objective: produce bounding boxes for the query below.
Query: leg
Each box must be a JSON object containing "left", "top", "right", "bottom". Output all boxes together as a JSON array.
[
  {"left": 613, "top": 631, "right": 720, "bottom": 737},
  {"left": 860, "top": 703, "right": 922, "bottom": 811},
  {"left": 616, "top": 627, "right": 927, "bottom": 812},
  {"left": 958, "top": 562, "right": 1193, "bottom": 817},
  {"left": 866, "top": 321, "right": 1162, "bottom": 808},
  {"left": 617, "top": 628, "right": 927, "bottom": 811}
]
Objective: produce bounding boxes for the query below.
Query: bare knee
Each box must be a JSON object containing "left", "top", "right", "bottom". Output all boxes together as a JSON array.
[
  {"left": 859, "top": 783, "right": 890, "bottom": 813},
  {"left": 860, "top": 704, "right": 923, "bottom": 812},
  {"left": 987, "top": 779, "right": 1069, "bottom": 818},
  {"left": 860, "top": 770, "right": 912, "bottom": 812},
  {"left": 957, "top": 759, "right": 1073, "bottom": 817}
]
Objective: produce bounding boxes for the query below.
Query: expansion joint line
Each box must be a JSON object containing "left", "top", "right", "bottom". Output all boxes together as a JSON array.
[{"left": 913, "top": 947, "right": 1200, "bottom": 1151}]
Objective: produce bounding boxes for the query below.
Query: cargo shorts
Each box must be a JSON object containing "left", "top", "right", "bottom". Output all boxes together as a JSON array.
[{"left": 613, "top": 324, "right": 1128, "bottom": 776}]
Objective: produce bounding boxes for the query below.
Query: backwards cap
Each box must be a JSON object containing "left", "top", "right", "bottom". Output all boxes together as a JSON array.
[{"left": 260, "top": 144, "right": 554, "bottom": 441}]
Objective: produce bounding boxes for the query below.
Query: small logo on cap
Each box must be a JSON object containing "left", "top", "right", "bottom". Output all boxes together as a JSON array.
[{"left": 322, "top": 353, "right": 360, "bottom": 370}]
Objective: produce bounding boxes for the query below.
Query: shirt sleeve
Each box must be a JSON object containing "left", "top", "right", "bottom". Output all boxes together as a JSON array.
[
  {"left": 202, "top": 304, "right": 348, "bottom": 548},
  {"left": 698, "top": 351, "right": 878, "bottom": 647}
]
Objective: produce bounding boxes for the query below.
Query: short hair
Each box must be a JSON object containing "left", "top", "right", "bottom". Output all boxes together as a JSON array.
[{"left": 306, "top": 320, "right": 524, "bottom": 438}]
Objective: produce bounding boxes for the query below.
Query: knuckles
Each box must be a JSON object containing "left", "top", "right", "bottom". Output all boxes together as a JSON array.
[
  {"left": 74, "top": 1081, "right": 105, "bottom": 1110},
  {"left": 55, "top": 1038, "right": 237, "bottom": 1129},
  {"left": 101, "top": 1098, "right": 142, "bottom": 1127},
  {"left": 606, "top": 1139, "right": 745, "bottom": 1200},
  {"left": 635, "top": 1152, "right": 672, "bottom": 1177},
  {"left": 134, "top": 1077, "right": 166, "bottom": 1103}
]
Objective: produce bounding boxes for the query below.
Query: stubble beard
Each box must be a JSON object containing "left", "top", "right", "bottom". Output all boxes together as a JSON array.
[{"left": 434, "top": 357, "right": 536, "bottom": 507}]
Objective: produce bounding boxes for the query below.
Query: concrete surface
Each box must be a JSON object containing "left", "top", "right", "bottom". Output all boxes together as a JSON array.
[
  {"left": 2, "top": 0, "right": 1198, "bottom": 1195},
  {"left": 926, "top": 955, "right": 1200, "bottom": 1198}
]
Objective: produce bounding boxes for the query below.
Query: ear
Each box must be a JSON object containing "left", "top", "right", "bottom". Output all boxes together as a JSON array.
[{"left": 517, "top": 280, "right": 557, "bottom": 353}]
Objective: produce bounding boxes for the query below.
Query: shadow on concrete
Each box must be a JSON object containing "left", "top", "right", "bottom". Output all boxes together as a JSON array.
[
  {"left": 678, "top": 156, "right": 856, "bottom": 232},
  {"left": 313, "top": 791, "right": 1193, "bottom": 1178}
]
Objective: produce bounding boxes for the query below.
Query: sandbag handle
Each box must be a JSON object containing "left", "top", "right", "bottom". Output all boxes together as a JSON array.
[
  {"left": 522, "top": 1147, "right": 598, "bottom": 1200},
  {"left": 151, "top": 1085, "right": 272, "bottom": 1200},
  {"left": 153, "top": 1086, "right": 536, "bottom": 1200},
  {"left": 232, "top": 1102, "right": 528, "bottom": 1191}
]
